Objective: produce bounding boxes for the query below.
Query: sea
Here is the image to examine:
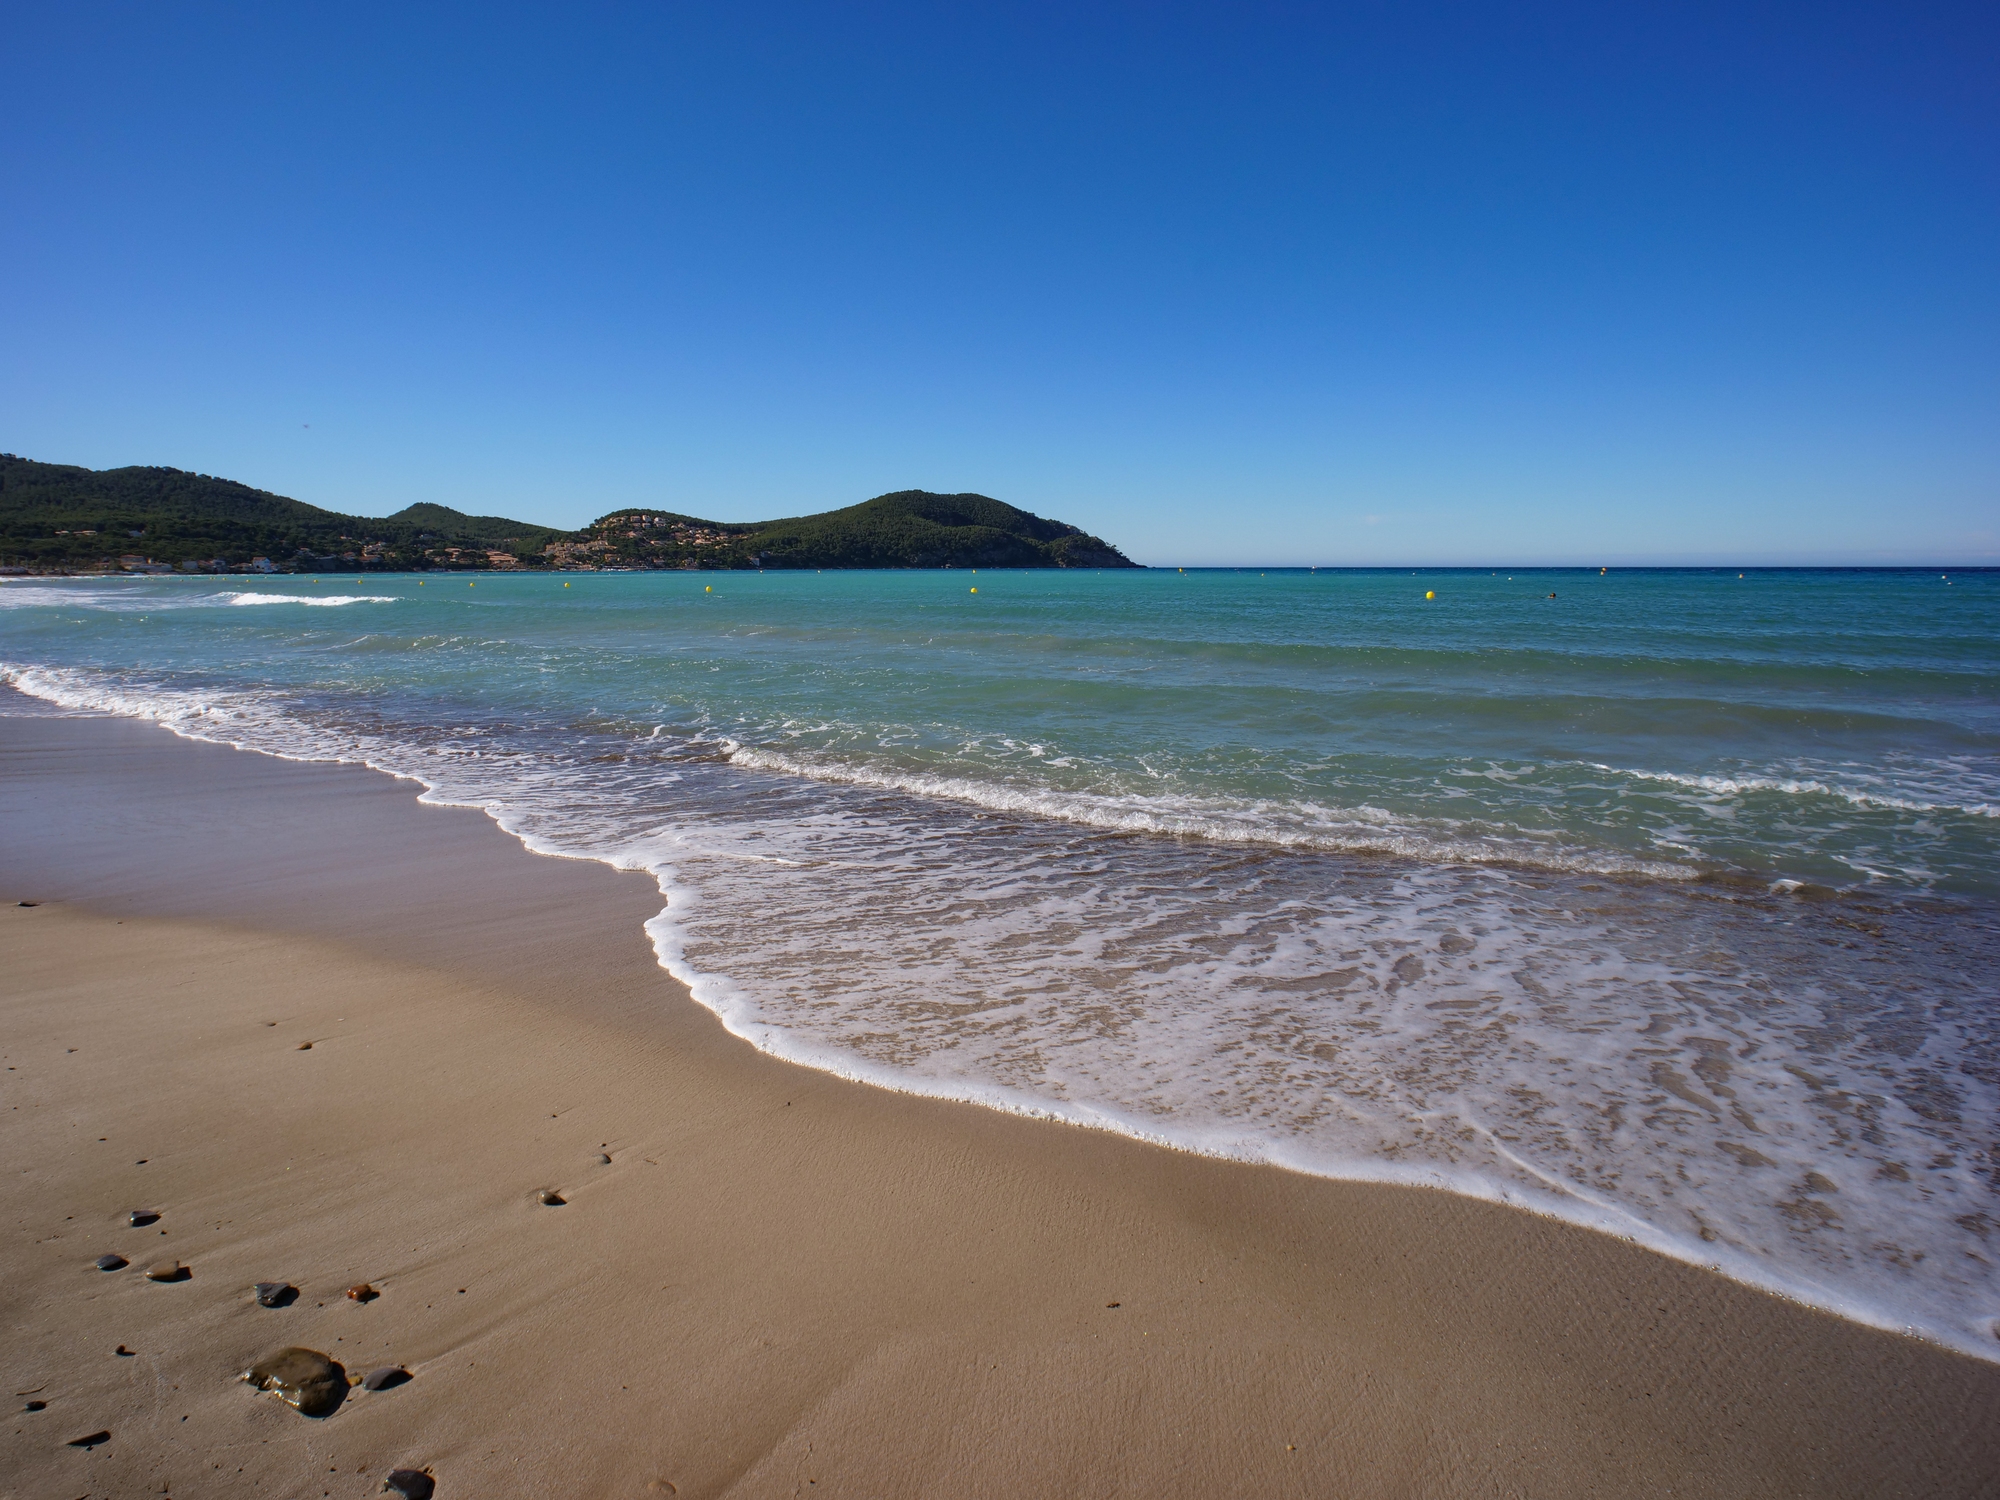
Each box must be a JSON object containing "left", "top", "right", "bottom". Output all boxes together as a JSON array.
[{"left": 4, "top": 566, "right": 1996, "bottom": 1356}]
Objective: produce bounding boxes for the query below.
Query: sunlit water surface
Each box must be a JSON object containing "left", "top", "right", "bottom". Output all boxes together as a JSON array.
[{"left": 4, "top": 566, "right": 1997, "bottom": 1354}]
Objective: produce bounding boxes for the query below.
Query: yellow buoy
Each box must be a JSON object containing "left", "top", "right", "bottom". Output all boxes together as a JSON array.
[
  {"left": 705, "top": 585, "right": 712, "bottom": 592},
  {"left": 970, "top": 587, "right": 978, "bottom": 593},
  {"left": 1425, "top": 590, "right": 1435, "bottom": 600},
  {"left": 564, "top": 581, "right": 569, "bottom": 587}
]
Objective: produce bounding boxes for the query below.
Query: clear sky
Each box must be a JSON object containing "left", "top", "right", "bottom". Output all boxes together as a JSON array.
[{"left": 4, "top": 2, "right": 1995, "bottom": 565}]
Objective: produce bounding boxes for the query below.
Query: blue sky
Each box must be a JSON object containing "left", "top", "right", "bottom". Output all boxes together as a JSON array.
[{"left": 4, "top": 2, "right": 1995, "bottom": 564}]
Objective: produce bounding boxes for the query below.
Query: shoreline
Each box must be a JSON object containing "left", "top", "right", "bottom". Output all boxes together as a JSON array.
[
  {"left": 8, "top": 668, "right": 1995, "bottom": 1359},
  {"left": 5, "top": 706, "right": 2000, "bottom": 1495}
]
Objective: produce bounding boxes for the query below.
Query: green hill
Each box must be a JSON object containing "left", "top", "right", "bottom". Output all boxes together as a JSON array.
[
  {"left": 0, "top": 456, "right": 1138, "bottom": 573},
  {"left": 0, "top": 456, "right": 563, "bottom": 572},
  {"left": 578, "top": 490, "right": 1137, "bottom": 570}
]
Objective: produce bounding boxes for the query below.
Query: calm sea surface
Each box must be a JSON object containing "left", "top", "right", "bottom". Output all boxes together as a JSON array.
[{"left": 5, "top": 566, "right": 1997, "bottom": 1352}]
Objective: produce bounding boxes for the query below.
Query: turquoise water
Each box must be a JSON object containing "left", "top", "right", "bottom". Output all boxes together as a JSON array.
[{"left": 4, "top": 566, "right": 1998, "bottom": 1352}]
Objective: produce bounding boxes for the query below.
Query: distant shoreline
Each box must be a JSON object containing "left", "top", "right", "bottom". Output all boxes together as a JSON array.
[
  {"left": 2, "top": 456, "right": 1138, "bottom": 573},
  {"left": 5, "top": 562, "right": 1995, "bottom": 578}
]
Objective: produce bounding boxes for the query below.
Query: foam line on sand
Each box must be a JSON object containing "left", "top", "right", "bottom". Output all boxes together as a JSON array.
[{"left": 3, "top": 707, "right": 1997, "bottom": 1498}]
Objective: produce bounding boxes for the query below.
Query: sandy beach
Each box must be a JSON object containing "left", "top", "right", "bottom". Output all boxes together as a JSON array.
[{"left": 4, "top": 704, "right": 1998, "bottom": 1499}]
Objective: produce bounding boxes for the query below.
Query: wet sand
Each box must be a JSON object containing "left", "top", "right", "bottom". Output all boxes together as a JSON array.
[{"left": 3, "top": 706, "right": 1998, "bottom": 1498}]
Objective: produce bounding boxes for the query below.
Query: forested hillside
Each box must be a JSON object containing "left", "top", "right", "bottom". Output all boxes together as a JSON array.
[
  {"left": 571, "top": 490, "right": 1137, "bottom": 570},
  {"left": 0, "top": 457, "right": 1137, "bottom": 573},
  {"left": 0, "top": 456, "right": 562, "bottom": 572}
]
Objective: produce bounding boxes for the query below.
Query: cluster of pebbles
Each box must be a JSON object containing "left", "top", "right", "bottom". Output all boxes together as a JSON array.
[
  {"left": 46, "top": 1162, "right": 602, "bottom": 1486},
  {"left": 88, "top": 1210, "right": 188, "bottom": 1284},
  {"left": 41, "top": 1204, "right": 437, "bottom": 1494}
]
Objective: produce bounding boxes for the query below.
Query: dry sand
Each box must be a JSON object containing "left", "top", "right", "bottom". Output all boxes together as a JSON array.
[{"left": 3, "top": 707, "right": 1998, "bottom": 1498}]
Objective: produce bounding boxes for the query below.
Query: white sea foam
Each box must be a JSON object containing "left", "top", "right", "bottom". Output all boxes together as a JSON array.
[
  {"left": 219, "top": 592, "right": 398, "bottom": 607},
  {"left": 630, "top": 793, "right": 2000, "bottom": 1361},
  {"left": 0, "top": 585, "right": 397, "bottom": 611},
  {"left": 1595, "top": 762, "right": 1999, "bottom": 819},
  {"left": 0, "top": 584, "right": 159, "bottom": 611},
  {"left": 5, "top": 657, "right": 1999, "bottom": 1362},
  {"left": 728, "top": 742, "right": 1698, "bottom": 880}
]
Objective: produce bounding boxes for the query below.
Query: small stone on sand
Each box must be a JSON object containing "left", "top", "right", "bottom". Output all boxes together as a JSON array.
[
  {"left": 254, "top": 1282, "right": 296, "bottom": 1308},
  {"left": 537, "top": 1189, "right": 566, "bottom": 1206},
  {"left": 23, "top": 1399, "right": 46, "bottom": 1411},
  {"left": 66, "top": 1430, "right": 111, "bottom": 1448},
  {"left": 243, "top": 1347, "right": 347, "bottom": 1417},
  {"left": 362, "top": 1366, "right": 410, "bottom": 1391},
  {"left": 18, "top": 900, "right": 39, "bottom": 907},
  {"left": 128, "top": 1210, "right": 159, "bottom": 1227},
  {"left": 145, "top": 1260, "right": 188, "bottom": 1282},
  {"left": 297, "top": 1041, "right": 313, "bottom": 1050},
  {"left": 594, "top": 1153, "right": 612, "bottom": 1165},
  {"left": 383, "top": 1468, "right": 436, "bottom": 1499},
  {"left": 347, "top": 1283, "right": 379, "bottom": 1302},
  {"left": 95, "top": 1254, "right": 128, "bottom": 1271},
  {"left": 115, "top": 1345, "right": 135, "bottom": 1357}
]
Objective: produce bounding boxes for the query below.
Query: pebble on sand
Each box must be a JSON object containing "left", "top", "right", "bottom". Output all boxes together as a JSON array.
[
  {"left": 383, "top": 1467, "right": 436, "bottom": 1499},
  {"left": 594, "top": 1153, "right": 612, "bottom": 1165},
  {"left": 297, "top": 1041, "right": 313, "bottom": 1050},
  {"left": 95, "top": 1254, "right": 128, "bottom": 1271},
  {"left": 537, "top": 1189, "right": 566, "bottom": 1206},
  {"left": 254, "top": 1282, "right": 296, "bottom": 1308},
  {"left": 128, "top": 1210, "right": 159, "bottom": 1227},
  {"left": 115, "top": 1345, "right": 135, "bottom": 1357},
  {"left": 362, "top": 1366, "right": 411, "bottom": 1391},
  {"left": 144, "top": 1260, "right": 188, "bottom": 1282},
  {"left": 23, "top": 1399, "right": 46, "bottom": 1411},
  {"left": 347, "top": 1283, "right": 379, "bottom": 1302},
  {"left": 66, "top": 1430, "right": 111, "bottom": 1448},
  {"left": 243, "top": 1347, "right": 347, "bottom": 1417}
]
